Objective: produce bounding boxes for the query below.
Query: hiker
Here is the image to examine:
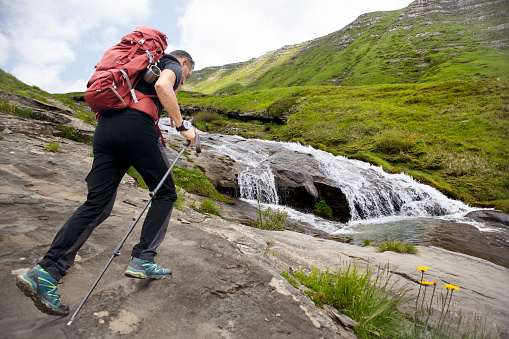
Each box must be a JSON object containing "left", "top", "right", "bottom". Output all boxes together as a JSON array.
[{"left": 16, "top": 50, "right": 196, "bottom": 316}]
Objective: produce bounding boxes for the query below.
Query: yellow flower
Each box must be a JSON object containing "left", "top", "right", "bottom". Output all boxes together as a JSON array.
[
  {"left": 419, "top": 280, "right": 435, "bottom": 285},
  {"left": 443, "top": 283, "right": 460, "bottom": 291},
  {"left": 417, "top": 266, "right": 429, "bottom": 272}
]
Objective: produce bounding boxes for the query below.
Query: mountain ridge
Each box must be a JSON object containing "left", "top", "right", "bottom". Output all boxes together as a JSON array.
[{"left": 183, "top": 0, "right": 509, "bottom": 94}]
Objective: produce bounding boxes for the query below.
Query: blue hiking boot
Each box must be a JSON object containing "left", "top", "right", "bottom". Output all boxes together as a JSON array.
[
  {"left": 124, "top": 257, "right": 173, "bottom": 280},
  {"left": 16, "top": 265, "right": 70, "bottom": 316}
]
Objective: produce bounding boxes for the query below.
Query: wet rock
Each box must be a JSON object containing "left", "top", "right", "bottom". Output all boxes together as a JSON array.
[{"left": 465, "top": 210, "right": 509, "bottom": 227}]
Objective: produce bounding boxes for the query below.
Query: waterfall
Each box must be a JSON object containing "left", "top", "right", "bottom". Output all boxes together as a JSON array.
[
  {"left": 159, "top": 119, "right": 473, "bottom": 222},
  {"left": 280, "top": 142, "right": 471, "bottom": 221},
  {"left": 204, "top": 138, "right": 279, "bottom": 205},
  {"left": 221, "top": 138, "right": 471, "bottom": 221}
]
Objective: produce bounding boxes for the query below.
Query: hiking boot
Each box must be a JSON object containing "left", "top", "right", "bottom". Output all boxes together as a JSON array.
[
  {"left": 16, "top": 265, "right": 70, "bottom": 316},
  {"left": 124, "top": 257, "right": 173, "bottom": 280}
]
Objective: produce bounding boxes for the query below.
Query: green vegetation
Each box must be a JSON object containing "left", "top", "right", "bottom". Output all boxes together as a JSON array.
[
  {"left": 312, "top": 200, "right": 333, "bottom": 219},
  {"left": 44, "top": 142, "right": 61, "bottom": 152},
  {"left": 177, "top": 78, "right": 509, "bottom": 211},
  {"left": 126, "top": 165, "right": 232, "bottom": 206},
  {"left": 126, "top": 166, "right": 149, "bottom": 189},
  {"left": 376, "top": 238, "right": 418, "bottom": 254},
  {"left": 197, "top": 199, "right": 222, "bottom": 216},
  {"left": 253, "top": 198, "right": 288, "bottom": 231},
  {"left": 0, "top": 99, "right": 34, "bottom": 118},
  {"left": 184, "top": 4, "right": 509, "bottom": 94},
  {"left": 0, "top": 69, "right": 53, "bottom": 104},
  {"left": 288, "top": 264, "right": 410, "bottom": 338},
  {"left": 284, "top": 264, "right": 492, "bottom": 338},
  {"left": 174, "top": 187, "right": 185, "bottom": 211},
  {"left": 53, "top": 92, "right": 96, "bottom": 126},
  {"left": 56, "top": 125, "right": 92, "bottom": 144},
  {"left": 0, "top": 69, "right": 96, "bottom": 126},
  {"left": 173, "top": 165, "right": 233, "bottom": 204}
]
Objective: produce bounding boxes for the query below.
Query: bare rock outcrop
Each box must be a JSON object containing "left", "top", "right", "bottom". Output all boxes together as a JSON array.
[{"left": 1, "top": 96, "right": 508, "bottom": 338}]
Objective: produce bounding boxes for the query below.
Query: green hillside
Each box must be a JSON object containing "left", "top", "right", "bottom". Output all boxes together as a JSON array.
[
  {"left": 183, "top": 1, "right": 509, "bottom": 94},
  {"left": 178, "top": 79, "right": 509, "bottom": 211},
  {"left": 178, "top": 0, "right": 509, "bottom": 211}
]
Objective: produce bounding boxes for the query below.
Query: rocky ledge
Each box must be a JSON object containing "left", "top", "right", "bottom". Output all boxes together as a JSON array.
[{"left": 1, "top": 110, "right": 508, "bottom": 338}]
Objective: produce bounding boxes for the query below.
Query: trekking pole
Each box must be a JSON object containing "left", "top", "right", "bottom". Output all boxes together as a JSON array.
[{"left": 68, "top": 136, "right": 199, "bottom": 326}]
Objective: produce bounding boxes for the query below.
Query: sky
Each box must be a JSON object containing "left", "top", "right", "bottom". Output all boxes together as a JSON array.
[{"left": 0, "top": 0, "right": 414, "bottom": 94}]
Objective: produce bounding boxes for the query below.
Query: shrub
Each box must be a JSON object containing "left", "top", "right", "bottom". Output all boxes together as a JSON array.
[
  {"left": 267, "top": 97, "right": 298, "bottom": 118},
  {"left": 253, "top": 198, "right": 288, "bottom": 231},
  {"left": 194, "top": 111, "right": 222, "bottom": 123},
  {"left": 312, "top": 200, "right": 333, "bottom": 219}
]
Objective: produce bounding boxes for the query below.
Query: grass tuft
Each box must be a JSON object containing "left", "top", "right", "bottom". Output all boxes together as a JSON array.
[{"left": 376, "top": 238, "right": 418, "bottom": 254}]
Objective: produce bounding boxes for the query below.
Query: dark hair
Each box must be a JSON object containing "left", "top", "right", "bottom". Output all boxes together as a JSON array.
[{"left": 170, "top": 50, "right": 195, "bottom": 69}]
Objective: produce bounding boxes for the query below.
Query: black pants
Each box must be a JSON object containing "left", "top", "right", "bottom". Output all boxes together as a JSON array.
[{"left": 39, "top": 109, "right": 177, "bottom": 281}]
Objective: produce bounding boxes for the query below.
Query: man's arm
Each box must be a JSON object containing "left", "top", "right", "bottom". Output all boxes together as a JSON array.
[{"left": 155, "top": 68, "right": 196, "bottom": 143}]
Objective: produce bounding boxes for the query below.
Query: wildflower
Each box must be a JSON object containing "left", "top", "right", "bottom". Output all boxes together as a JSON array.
[
  {"left": 417, "top": 266, "right": 429, "bottom": 272},
  {"left": 419, "top": 280, "right": 436, "bottom": 285},
  {"left": 443, "top": 283, "right": 460, "bottom": 291}
]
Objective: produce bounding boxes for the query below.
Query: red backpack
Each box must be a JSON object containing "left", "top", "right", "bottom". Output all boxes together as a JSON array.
[{"left": 85, "top": 25, "right": 168, "bottom": 121}]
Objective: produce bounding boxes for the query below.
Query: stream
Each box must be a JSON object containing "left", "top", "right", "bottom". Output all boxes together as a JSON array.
[{"left": 160, "top": 119, "right": 507, "bottom": 251}]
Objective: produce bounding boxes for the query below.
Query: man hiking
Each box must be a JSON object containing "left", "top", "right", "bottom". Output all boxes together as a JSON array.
[{"left": 16, "top": 49, "right": 196, "bottom": 316}]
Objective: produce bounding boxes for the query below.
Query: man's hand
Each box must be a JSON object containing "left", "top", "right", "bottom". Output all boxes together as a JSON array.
[{"left": 180, "top": 128, "right": 196, "bottom": 145}]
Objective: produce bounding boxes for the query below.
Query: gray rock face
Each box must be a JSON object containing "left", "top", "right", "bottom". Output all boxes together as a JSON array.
[
  {"left": 2, "top": 100, "right": 509, "bottom": 338},
  {"left": 0, "top": 90, "right": 94, "bottom": 142},
  {"left": 0, "top": 113, "right": 343, "bottom": 338},
  {"left": 403, "top": 0, "right": 507, "bottom": 17}
]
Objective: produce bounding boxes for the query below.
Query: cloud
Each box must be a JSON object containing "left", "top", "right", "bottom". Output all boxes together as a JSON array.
[
  {"left": 0, "top": 32, "right": 9, "bottom": 65},
  {"left": 1, "top": 0, "right": 152, "bottom": 92},
  {"left": 177, "top": 0, "right": 412, "bottom": 69},
  {"left": 0, "top": 0, "right": 413, "bottom": 92}
]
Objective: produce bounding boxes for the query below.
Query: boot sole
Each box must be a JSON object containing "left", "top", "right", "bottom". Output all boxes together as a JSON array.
[
  {"left": 16, "top": 276, "right": 70, "bottom": 316},
  {"left": 124, "top": 271, "right": 172, "bottom": 280}
]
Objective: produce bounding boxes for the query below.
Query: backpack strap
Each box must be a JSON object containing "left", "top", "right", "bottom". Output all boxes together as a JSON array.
[{"left": 130, "top": 91, "right": 159, "bottom": 121}]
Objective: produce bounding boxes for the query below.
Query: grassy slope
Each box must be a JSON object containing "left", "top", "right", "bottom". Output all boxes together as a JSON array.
[
  {"left": 178, "top": 78, "right": 509, "bottom": 212},
  {"left": 184, "top": 2, "right": 509, "bottom": 94},
  {"left": 179, "top": 2, "right": 509, "bottom": 211},
  {"left": 0, "top": 69, "right": 96, "bottom": 125}
]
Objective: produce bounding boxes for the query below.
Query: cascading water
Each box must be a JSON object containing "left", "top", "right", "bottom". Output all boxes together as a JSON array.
[
  {"left": 280, "top": 142, "right": 471, "bottom": 221},
  {"left": 159, "top": 119, "right": 481, "bottom": 235}
]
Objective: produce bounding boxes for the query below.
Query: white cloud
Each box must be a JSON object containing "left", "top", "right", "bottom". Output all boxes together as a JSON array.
[
  {"left": 1, "top": 0, "right": 152, "bottom": 92},
  {"left": 0, "top": 0, "right": 414, "bottom": 92},
  {"left": 0, "top": 32, "right": 9, "bottom": 66}
]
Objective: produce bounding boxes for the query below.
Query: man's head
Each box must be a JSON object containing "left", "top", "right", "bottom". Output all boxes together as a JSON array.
[{"left": 170, "top": 50, "right": 195, "bottom": 84}]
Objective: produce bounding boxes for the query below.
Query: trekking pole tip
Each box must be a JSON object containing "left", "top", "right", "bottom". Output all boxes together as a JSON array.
[{"left": 67, "top": 320, "right": 73, "bottom": 326}]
